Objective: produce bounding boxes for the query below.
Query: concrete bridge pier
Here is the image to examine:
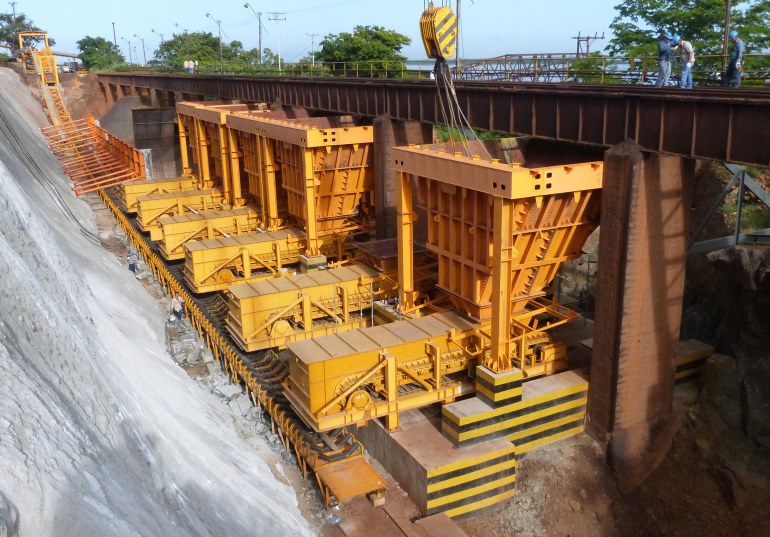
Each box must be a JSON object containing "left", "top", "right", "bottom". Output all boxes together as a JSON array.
[
  {"left": 373, "top": 117, "right": 432, "bottom": 240},
  {"left": 588, "top": 140, "right": 694, "bottom": 491}
]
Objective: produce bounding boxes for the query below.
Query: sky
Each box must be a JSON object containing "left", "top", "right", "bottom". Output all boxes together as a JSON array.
[{"left": 12, "top": 0, "right": 621, "bottom": 63}]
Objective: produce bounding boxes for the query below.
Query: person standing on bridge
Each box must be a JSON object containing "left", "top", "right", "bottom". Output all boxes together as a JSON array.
[
  {"left": 656, "top": 32, "right": 674, "bottom": 87},
  {"left": 673, "top": 35, "right": 694, "bottom": 89},
  {"left": 722, "top": 31, "right": 745, "bottom": 88}
]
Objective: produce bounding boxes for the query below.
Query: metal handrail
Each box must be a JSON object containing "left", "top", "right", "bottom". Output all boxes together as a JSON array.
[{"left": 102, "top": 53, "right": 770, "bottom": 86}]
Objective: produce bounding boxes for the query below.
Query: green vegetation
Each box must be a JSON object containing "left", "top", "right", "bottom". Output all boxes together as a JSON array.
[
  {"left": 721, "top": 202, "right": 770, "bottom": 231},
  {"left": 0, "top": 12, "right": 51, "bottom": 50},
  {"left": 317, "top": 26, "right": 410, "bottom": 76},
  {"left": 76, "top": 36, "right": 124, "bottom": 70},
  {"left": 0, "top": 52, "right": 10, "bottom": 63},
  {"left": 435, "top": 126, "right": 506, "bottom": 143},
  {"left": 607, "top": 0, "right": 770, "bottom": 75},
  {"left": 154, "top": 32, "right": 262, "bottom": 70}
]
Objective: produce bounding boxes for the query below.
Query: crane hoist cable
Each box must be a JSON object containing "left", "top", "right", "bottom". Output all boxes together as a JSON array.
[{"left": 419, "top": 2, "right": 490, "bottom": 158}]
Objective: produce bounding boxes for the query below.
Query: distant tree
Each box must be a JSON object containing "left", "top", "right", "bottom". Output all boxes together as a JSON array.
[
  {"left": 607, "top": 0, "right": 770, "bottom": 69},
  {"left": 76, "top": 36, "right": 124, "bottom": 70},
  {"left": 156, "top": 31, "right": 224, "bottom": 68},
  {"left": 0, "top": 13, "right": 53, "bottom": 51},
  {"left": 317, "top": 25, "right": 410, "bottom": 75}
]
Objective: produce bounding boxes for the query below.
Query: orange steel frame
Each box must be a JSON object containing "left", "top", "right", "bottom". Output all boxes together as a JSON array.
[
  {"left": 395, "top": 144, "right": 602, "bottom": 374},
  {"left": 42, "top": 116, "right": 146, "bottom": 194}
]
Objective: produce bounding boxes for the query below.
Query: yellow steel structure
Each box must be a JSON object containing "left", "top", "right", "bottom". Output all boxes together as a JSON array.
[
  {"left": 18, "top": 32, "right": 71, "bottom": 126},
  {"left": 225, "top": 113, "right": 375, "bottom": 258},
  {"left": 158, "top": 207, "right": 261, "bottom": 261},
  {"left": 282, "top": 140, "right": 602, "bottom": 435},
  {"left": 136, "top": 188, "right": 224, "bottom": 241},
  {"left": 225, "top": 264, "right": 390, "bottom": 352},
  {"left": 183, "top": 228, "right": 347, "bottom": 294},
  {"left": 419, "top": 3, "right": 458, "bottom": 60},
  {"left": 176, "top": 101, "right": 269, "bottom": 203},
  {"left": 396, "top": 143, "right": 602, "bottom": 375},
  {"left": 120, "top": 176, "right": 196, "bottom": 213},
  {"left": 283, "top": 311, "right": 483, "bottom": 432}
]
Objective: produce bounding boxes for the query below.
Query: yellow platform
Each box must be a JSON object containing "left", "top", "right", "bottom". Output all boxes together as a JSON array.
[
  {"left": 283, "top": 311, "right": 481, "bottom": 432},
  {"left": 225, "top": 263, "right": 386, "bottom": 352},
  {"left": 157, "top": 207, "right": 261, "bottom": 260},
  {"left": 120, "top": 176, "right": 195, "bottom": 213},
  {"left": 182, "top": 227, "right": 345, "bottom": 294},
  {"left": 136, "top": 188, "right": 224, "bottom": 241}
]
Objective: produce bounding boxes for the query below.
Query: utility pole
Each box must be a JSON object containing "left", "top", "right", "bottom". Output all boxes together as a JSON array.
[
  {"left": 133, "top": 34, "right": 147, "bottom": 67},
  {"left": 268, "top": 12, "right": 286, "bottom": 71},
  {"left": 244, "top": 3, "right": 267, "bottom": 65},
  {"left": 206, "top": 12, "right": 224, "bottom": 72},
  {"left": 8, "top": 2, "right": 16, "bottom": 18},
  {"left": 572, "top": 31, "right": 605, "bottom": 57},
  {"left": 111, "top": 22, "right": 117, "bottom": 47},
  {"left": 121, "top": 36, "right": 132, "bottom": 64},
  {"left": 722, "top": 0, "right": 732, "bottom": 71},
  {"left": 307, "top": 32, "right": 318, "bottom": 71}
]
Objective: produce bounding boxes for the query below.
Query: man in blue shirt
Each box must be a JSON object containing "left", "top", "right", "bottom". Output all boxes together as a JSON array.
[
  {"left": 722, "top": 30, "right": 745, "bottom": 87},
  {"left": 656, "top": 33, "right": 673, "bottom": 87}
]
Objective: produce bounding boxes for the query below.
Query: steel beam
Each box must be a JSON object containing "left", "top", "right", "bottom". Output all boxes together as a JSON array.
[{"left": 97, "top": 73, "right": 770, "bottom": 167}]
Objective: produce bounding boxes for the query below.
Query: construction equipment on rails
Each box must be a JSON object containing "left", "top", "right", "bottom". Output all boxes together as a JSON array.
[
  {"left": 18, "top": 32, "right": 71, "bottom": 125},
  {"left": 20, "top": 31, "right": 146, "bottom": 194}
]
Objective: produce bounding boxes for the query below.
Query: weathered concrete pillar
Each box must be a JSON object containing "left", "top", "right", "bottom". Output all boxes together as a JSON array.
[
  {"left": 373, "top": 117, "right": 432, "bottom": 239},
  {"left": 588, "top": 140, "right": 693, "bottom": 491}
]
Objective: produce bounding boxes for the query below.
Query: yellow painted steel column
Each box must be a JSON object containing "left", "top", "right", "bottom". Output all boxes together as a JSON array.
[
  {"left": 260, "top": 136, "right": 281, "bottom": 230},
  {"left": 397, "top": 171, "right": 416, "bottom": 312},
  {"left": 303, "top": 148, "right": 320, "bottom": 257},
  {"left": 489, "top": 197, "right": 515, "bottom": 373},
  {"left": 177, "top": 113, "right": 192, "bottom": 176},
  {"left": 218, "top": 124, "right": 232, "bottom": 206},
  {"left": 195, "top": 119, "right": 212, "bottom": 189},
  {"left": 227, "top": 127, "right": 243, "bottom": 207},
  {"left": 384, "top": 353, "right": 399, "bottom": 431}
]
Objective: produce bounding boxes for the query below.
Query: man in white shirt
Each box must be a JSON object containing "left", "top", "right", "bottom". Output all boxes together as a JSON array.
[{"left": 673, "top": 35, "right": 694, "bottom": 89}]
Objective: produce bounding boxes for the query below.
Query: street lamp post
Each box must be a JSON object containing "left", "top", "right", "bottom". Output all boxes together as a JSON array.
[
  {"left": 205, "top": 12, "right": 224, "bottom": 72},
  {"left": 111, "top": 22, "right": 117, "bottom": 46},
  {"left": 133, "top": 34, "right": 147, "bottom": 67},
  {"left": 121, "top": 36, "right": 133, "bottom": 64},
  {"left": 244, "top": 2, "right": 266, "bottom": 65},
  {"left": 152, "top": 29, "right": 165, "bottom": 66},
  {"left": 8, "top": 2, "right": 16, "bottom": 18}
]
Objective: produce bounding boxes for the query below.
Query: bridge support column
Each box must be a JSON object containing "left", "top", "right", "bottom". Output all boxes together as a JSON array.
[
  {"left": 373, "top": 117, "right": 432, "bottom": 239},
  {"left": 588, "top": 140, "right": 693, "bottom": 491}
]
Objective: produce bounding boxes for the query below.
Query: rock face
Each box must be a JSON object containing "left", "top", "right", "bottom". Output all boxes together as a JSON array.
[
  {"left": 0, "top": 493, "right": 19, "bottom": 537},
  {"left": 701, "top": 354, "right": 743, "bottom": 429},
  {"left": 707, "top": 247, "right": 770, "bottom": 292},
  {"left": 743, "top": 368, "right": 770, "bottom": 440}
]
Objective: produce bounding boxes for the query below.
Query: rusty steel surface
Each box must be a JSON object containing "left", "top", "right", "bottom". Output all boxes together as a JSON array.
[{"left": 98, "top": 73, "right": 770, "bottom": 167}]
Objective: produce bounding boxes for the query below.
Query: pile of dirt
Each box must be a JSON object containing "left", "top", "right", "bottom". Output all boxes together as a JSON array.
[{"left": 59, "top": 72, "right": 109, "bottom": 120}]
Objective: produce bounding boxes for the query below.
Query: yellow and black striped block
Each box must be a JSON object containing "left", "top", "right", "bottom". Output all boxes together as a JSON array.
[
  {"left": 476, "top": 366, "right": 524, "bottom": 407},
  {"left": 425, "top": 443, "right": 517, "bottom": 518},
  {"left": 442, "top": 368, "right": 589, "bottom": 450},
  {"left": 675, "top": 339, "right": 715, "bottom": 384}
]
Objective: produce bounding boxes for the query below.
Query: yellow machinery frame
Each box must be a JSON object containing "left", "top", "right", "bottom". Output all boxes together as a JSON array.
[
  {"left": 183, "top": 228, "right": 347, "bottom": 294},
  {"left": 158, "top": 207, "right": 261, "bottom": 261},
  {"left": 120, "top": 176, "right": 196, "bottom": 213},
  {"left": 395, "top": 143, "right": 602, "bottom": 374},
  {"left": 225, "top": 263, "right": 392, "bottom": 352}
]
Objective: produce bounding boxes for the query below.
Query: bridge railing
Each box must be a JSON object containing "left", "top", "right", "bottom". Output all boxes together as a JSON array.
[{"left": 110, "top": 53, "right": 770, "bottom": 86}]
